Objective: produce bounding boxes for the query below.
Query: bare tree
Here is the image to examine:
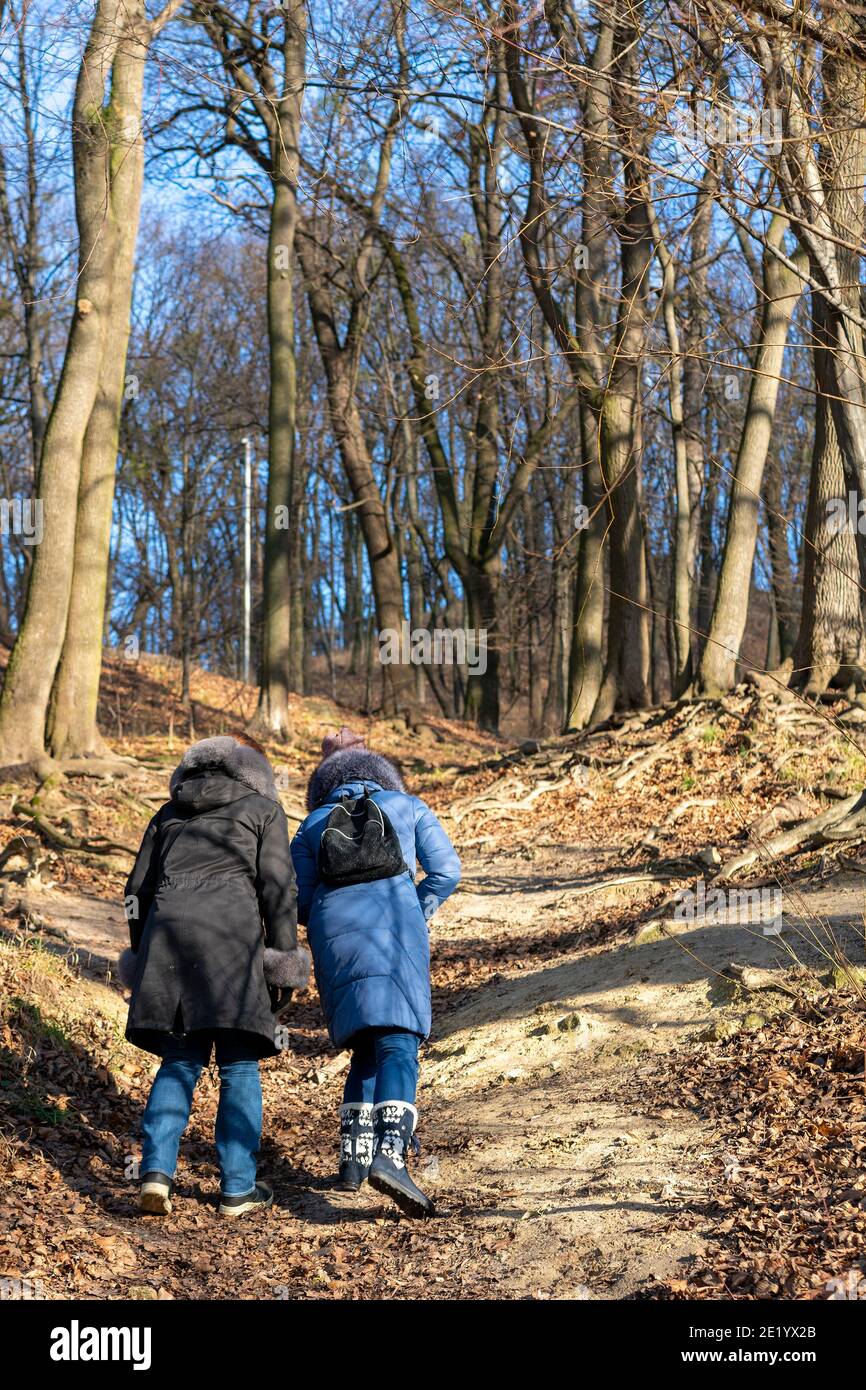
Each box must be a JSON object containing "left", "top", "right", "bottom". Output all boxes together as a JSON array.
[
  {"left": 697, "top": 215, "right": 806, "bottom": 693},
  {"left": 0, "top": 0, "right": 182, "bottom": 766},
  {"left": 192, "top": 0, "right": 307, "bottom": 735}
]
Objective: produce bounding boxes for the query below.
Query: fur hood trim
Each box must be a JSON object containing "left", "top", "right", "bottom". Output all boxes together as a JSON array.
[
  {"left": 306, "top": 749, "right": 406, "bottom": 811},
  {"left": 169, "top": 736, "right": 278, "bottom": 803}
]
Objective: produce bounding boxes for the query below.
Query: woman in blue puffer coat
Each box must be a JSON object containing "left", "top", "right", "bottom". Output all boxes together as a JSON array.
[{"left": 291, "top": 728, "right": 461, "bottom": 1217}]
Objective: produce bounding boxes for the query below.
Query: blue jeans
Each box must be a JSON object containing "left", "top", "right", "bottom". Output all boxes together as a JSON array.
[
  {"left": 342, "top": 1027, "right": 420, "bottom": 1106},
  {"left": 141, "top": 1031, "right": 262, "bottom": 1197}
]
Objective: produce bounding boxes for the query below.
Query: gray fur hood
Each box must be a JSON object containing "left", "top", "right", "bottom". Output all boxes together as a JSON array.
[
  {"left": 306, "top": 748, "right": 406, "bottom": 811},
  {"left": 169, "top": 736, "right": 278, "bottom": 804}
]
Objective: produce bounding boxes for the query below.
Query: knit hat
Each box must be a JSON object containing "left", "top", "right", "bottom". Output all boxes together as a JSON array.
[{"left": 321, "top": 726, "right": 367, "bottom": 758}]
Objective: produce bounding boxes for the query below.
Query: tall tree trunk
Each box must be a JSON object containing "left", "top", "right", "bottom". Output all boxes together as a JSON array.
[
  {"left": 646, "top": 160, "right": 716, "bottom": 695},
  {"left": 697, "top": 215, "right": 805, "bottom": 693},
  {"left": 646, "top": 197, "right": 691, "bottom": 695},
  {"left": 541, "top": 438, "right": 574, "bottom": 732},
  {"left": 313, "top": 351, "right": 412, "bottom": 716},
  {"left": 543, "top": 550, "right": 568, "bottom": 732},
  {"left": 696, "top": 463, "right": 719, "bottom": 646},
  {"left": 463, "top": 563, "right": 500, "bottom": 732},
  {"left": 680, "top": 161, "right": 717, "bottom": 674},
  {"left": 508, "top": 5, "right": 652, "bottom": 724},
  {"left": 294, "top": 5, "right": 413, "bottom": 718},
  {"left": 253, "top": 1, "right": 306, "bottom": 736},
  {"left": 590, "top": 159, "right": 652, "bottom": 723},
  {"left": 48, "top": 3, "right": 151, "bottom": 757},
  {"left": 776, "top": 22, "right": 866, "bottom": 694},
  {"left": 766, "top": 594, "right": 781, "bottom": 671},
  {"left": 762, "top": 451, "right": 798, "bottom": 662},
  {"left": 768, "top": 21, "right": 866, "bottom": 626},
  {"left": 566, "top": 406, "right": 606, "bottom": 728},
  {"left": 0, "top": 0, "right": 149, "bottom": 765},
  {"left": 402, "top": 457, "right": 425, "bottom": 707},
  {"left": 791, "top": 289, "right": 866, "bottom": 695}
]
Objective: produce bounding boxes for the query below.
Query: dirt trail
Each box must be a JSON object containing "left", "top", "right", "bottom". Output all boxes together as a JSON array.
[
  {"left": 18, "top": 819, "right": 865, "bottom": 1299},
  {"left": 415, "top": 846, "right": 866, "bottom": 1296}
]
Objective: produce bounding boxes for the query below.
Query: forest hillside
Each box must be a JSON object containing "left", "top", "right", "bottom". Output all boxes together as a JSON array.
[
  {"left": 1, "top": 653, "right": 865, "bottom": 1301},
  {"left": 3, "top": 0, "right": 866, "bottom": 1334}
]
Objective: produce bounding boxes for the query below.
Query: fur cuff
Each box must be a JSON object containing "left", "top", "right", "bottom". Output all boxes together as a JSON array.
[
  {"left": 263, "top": 946, "right": 311, "bottom": 989},
  {"left": 118, "top": 947, "right": 138, "bottom": 988}
]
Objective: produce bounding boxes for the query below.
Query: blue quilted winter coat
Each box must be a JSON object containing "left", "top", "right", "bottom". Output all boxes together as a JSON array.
[{"left": 291, "top": 778, "right": 461, "bottom": 1046}]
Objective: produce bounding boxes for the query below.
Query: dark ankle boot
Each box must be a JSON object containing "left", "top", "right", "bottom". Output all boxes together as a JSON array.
[
  {"left": 338, "top": 1102, "right": 374, "bottom": 1190},
  {"left": 369, "top": 1102, "right": 435, "bottom": 1217},
  {"left": 218, "top": 1181, "right": 273, "bottom": 1218}
]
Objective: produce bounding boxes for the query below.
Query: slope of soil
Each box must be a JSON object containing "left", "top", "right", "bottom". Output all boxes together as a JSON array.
[{"left": 2, "top": 678, "right": 865, "bottom": 1299}]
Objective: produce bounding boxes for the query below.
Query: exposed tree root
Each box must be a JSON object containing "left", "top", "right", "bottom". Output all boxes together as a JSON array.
[
  {"left": 745, "top": 794, "right": 814, "bottom": 841},
  {"left": 613, "top": 745, "right": 675, "bottom": 789},
  {"left": 450, "top": 690, "right": 773, "bottom": 821},
  {"left": 717, "top": 791, "right": 866, "bottom": 881},
  {"left": 58, "top": 756, "right": 138, "bottom": 777},
  {"left": 10, "top": 800, "right": 137, "bottom": 857},
  {"left": 722, "top": 962, "right": 806, "bottom": 998}
]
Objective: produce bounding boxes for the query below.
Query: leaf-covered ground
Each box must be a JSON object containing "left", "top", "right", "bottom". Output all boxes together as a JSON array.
[
  {"left": 2, "top": 662, "right": 866, "bottom": 1299},
  {"left": 634, "top": 1000, "right": 866, "bottom": 1300}
]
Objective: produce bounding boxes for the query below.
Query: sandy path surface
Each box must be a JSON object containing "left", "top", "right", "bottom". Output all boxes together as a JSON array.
[{"left": 17, "top": 834, "right": 863, "bottom": 1299}]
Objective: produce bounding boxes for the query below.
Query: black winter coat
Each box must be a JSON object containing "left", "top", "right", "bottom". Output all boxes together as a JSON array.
[{"left": 122, "top": 737, "right": 308, "bottom": 1058}]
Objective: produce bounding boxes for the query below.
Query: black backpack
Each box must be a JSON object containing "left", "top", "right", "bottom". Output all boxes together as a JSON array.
[{"left": 318, "top": 788, "right": 407, "bottom": 887}]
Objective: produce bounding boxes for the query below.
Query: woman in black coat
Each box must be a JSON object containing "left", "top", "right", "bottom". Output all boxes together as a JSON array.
[{"left": 119, "top": 733, "right": 309, "bottom": 1218}]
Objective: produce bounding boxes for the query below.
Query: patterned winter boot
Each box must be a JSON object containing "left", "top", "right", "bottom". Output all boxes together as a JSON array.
[
  {"left": 338, "top": 1102, "right": 375, "bottom": 1190},
  {"left": 368, "top": 1101, "right": 435, "bottom": 1217}
]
